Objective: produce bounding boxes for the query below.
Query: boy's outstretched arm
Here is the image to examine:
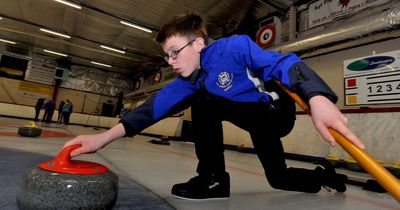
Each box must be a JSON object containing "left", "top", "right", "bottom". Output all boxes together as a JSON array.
[
  {"left": 63, "top": 79, "right": 195, "bottom": 158},
  {"left": 309, "top": 95, "right": 365, "bottom": 149},
  {"left": 63, "top": 123, "right": 126, "bottom": 157}
]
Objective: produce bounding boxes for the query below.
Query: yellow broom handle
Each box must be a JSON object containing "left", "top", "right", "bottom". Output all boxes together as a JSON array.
[{"left": 274, "top": 80, "right": 400, "bottom": 202}]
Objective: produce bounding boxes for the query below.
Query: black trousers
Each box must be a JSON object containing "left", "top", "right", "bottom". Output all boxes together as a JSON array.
[
  {"left": 43, "top": 110, "right": 54, "bottom": 122},
  {"left": 34, "top": 108, "right": 41, "bottom": 121},
  {"left": 58, "top": 111, "right": 64, "bottom": 122},
  {"left": 191, "top": 87, "right": 323, "bottom": 193},
  {"left": 63, "top": 112, "right": 71, "bottom": 125}
]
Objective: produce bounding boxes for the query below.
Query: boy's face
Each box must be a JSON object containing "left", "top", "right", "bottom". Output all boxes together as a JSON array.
[{"left": 161, "top": 35, "right": 204, "bottom": 78}]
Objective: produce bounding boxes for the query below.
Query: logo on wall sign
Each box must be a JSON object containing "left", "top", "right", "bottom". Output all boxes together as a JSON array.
[
  {"left": 216, "top": 71, "right": 233, "bottom": 91},
  {"left": 347, "top": 56, "right": 395, "bottom": 71}
]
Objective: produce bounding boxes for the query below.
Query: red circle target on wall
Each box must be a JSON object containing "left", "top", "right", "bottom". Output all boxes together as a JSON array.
[{"left": 256, "top": 25, "right": 276, "bottom": 48}]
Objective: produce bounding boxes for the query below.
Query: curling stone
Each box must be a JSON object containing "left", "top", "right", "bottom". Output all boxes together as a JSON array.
[
  {"left": 18, "top": 121, "right": 42, "bottom": 137},
  {"left": 16, "top": 144, "right": 119, "bottom": 210}
]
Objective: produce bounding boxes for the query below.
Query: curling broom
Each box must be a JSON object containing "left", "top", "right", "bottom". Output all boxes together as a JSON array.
[{"left": 274, "top": 80, "right": 400, "bottom": 202}]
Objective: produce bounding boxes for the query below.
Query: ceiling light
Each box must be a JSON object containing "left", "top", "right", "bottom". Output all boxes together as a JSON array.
[
  {"left": 43, "top": 49, "right": 68, "bottom": 57},
  {"left": 100, "top": 45, "right": 125, "bottom": 54},
  {"left": 0, "top": 38, "right": 16, "bottom": 44},
  {"left": 91, "top": 61, "right": 111, "bottom": 68},
  {"left": 40, "top": 28, "right": 71, "bottom": 39},
  {"left": 54, "top": 0, "right": 81, "bottom": 9},
  {"left": 120, "top": 20, "right": 152, "bottom": 33}
]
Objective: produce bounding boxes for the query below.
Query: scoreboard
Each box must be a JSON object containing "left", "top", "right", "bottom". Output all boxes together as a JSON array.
[{"left": 344, "top": 50, "right": 400, "bottom": 105}]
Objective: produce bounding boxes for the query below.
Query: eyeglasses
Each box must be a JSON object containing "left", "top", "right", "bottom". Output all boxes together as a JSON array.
[{"left": 164, "top": 39, "right": 195, "bottom": 62}]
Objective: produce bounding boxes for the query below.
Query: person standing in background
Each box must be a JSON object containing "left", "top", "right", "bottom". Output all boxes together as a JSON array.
[
  {"left": 62, "top": 99, "right": 73, "bottom": 125},
  {"left": 42, "top": 99, "right": 55, "bottom": 123},
  {"left": 33, "top": 97, "right": 45, "bottom": 121},
  {"left": 57, "top": 100, "right": 65, "bottom": 123}
]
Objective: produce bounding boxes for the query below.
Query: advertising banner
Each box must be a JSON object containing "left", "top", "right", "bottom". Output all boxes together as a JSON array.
[
  {"left": 25, "top": 59, "right": 56, "bottom": 85},
  {"left": 309, "top": 0, "right": 388, "bottom": 28},
  {"left": 17, "top": 81, "right": 54, "bottom": 99}
]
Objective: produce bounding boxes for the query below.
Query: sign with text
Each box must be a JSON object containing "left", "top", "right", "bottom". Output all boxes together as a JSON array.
[
  {"left": 18, "top": 81, "right": 54, "bottom": 99},
  {"left": 25, "top": 59, "right": 56, "bottom": 85},
  {"left": 309, "top": 0, "right": 388, "bottom": 28},
  {"left": 344, "top": 50, "right": 400, "bottom": 105}
]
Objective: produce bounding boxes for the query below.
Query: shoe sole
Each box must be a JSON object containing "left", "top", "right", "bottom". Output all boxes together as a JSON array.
[{"left": 172, "top": 194, "right": 229, "bottom": 201}]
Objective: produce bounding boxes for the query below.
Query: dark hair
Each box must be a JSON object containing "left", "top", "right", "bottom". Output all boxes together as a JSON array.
[{"left": 156, "top": 12, "right": 208, "bottom": 44}]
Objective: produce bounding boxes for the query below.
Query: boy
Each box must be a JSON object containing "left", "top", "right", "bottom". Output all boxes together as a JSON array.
[{"left": 64, "top": 12, "right": 364, "bottom": 200}]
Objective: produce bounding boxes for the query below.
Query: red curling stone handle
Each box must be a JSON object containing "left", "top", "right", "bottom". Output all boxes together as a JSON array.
[{"left": 38, "top": 144, "right": 109, "bottom": 174}]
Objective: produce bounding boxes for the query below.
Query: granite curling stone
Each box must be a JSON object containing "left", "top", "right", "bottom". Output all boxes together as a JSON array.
[
  {"left": 17, "top": 121, "right": 42, "bottom": 137},
  {"left": 16, "top": 144, "right": 119, "bottom": 210}
]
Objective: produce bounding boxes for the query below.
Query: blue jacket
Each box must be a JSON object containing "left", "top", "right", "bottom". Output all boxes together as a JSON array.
[{"left": 121, "top": 35, "right": 337, "bottom": 136}]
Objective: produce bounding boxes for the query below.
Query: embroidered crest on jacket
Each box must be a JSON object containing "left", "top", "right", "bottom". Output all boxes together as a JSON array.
[{"left": 216, "top": 71, "right": 233, "bottom": 91}]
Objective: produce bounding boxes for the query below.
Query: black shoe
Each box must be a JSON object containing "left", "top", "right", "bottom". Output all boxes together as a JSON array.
[
  {"left": 171, "top": 172, "right": 230, "bottom": 200},
  {"left": 316, "top": 166, "right": 348, "bottom": 193}
]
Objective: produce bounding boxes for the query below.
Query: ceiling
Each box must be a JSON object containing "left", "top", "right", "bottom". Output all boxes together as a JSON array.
[{"left": 0, "top": 0, "right": 293, "bottom": 78}]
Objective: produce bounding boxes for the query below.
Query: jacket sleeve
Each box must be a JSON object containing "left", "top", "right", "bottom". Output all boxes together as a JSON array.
[
  {"left": 120, "top": 78, "right": 195, "bottom": 137},
  {"left": 235, "top": 35, "right": 337, "bottom": 103}
]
